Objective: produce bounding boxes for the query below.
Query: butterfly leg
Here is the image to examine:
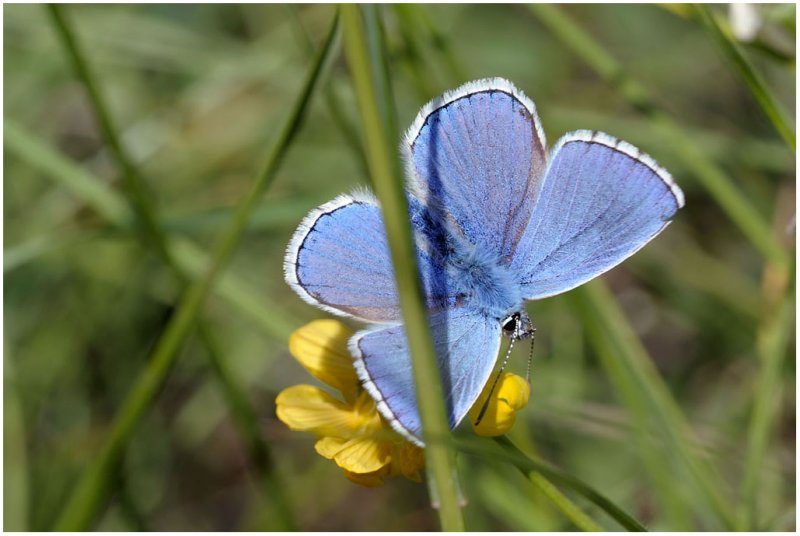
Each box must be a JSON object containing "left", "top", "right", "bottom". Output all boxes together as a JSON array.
[{"left": 474, "top": 311, "right": 533, "bottom": 425}]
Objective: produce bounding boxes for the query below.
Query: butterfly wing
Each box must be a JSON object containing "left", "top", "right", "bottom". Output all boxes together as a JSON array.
[
  {"left": 284, "top": 192, "right": 454, "bottom": 323},
  {"left": 510, "top": 131, "right": 684, "bottom": 300},
  {"left": 350, "top": 307, "right": 502, "bottom": 445},
  {"left": 403, "top": 78, "right": 548, "bottom": 264}
]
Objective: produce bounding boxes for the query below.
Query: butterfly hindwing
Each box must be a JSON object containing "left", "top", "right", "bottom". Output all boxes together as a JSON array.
[
  {"left": 350, "top": 307, "right": 502, "bottom": 445},
  {"left": 404, "top": 78, "right": 548, "bottom": 264},
  {"left": 284, "top": 193, "right": 455, "bottom": 323},
  {"left": 510, "top": 131, "right": 684, "bottom": 299}
]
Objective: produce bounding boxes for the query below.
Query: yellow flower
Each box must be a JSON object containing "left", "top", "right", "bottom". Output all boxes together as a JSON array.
[
  {"left": 276, "top": 320, "right": 425, "bottom": 486},
  {"left": 277, "top": 319, "right": 532, "bottom": 485},
  {"left": 468, "top": 371, "right": 531, "bottom": 437}
]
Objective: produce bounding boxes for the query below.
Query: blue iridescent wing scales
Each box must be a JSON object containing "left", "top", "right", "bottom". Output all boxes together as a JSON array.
[
  {"left": 350, "top": 308, "right": 501, "bottom": 445},
  {"left": 510, "top": 131, "right": 684, "bottom": 299},
  {"left": 403, "top": 78, "right": 547, "bottom": 264},
  {"left": 284, "top": 193, "right": 454, "bottom": 323}
]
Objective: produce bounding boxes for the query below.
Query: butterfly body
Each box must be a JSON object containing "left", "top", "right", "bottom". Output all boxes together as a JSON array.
[
  {"left": 433, "top": 218, "right": 525, "bottom": 320},
  {"left": 285, "top": 78, "right": 684, "bottom": 445}
]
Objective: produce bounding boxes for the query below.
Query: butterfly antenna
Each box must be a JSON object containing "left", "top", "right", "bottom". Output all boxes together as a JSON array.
[
  {"left": 474, "top": 321, "right": 519, "bottom": 427},
  {"left": 526, "top": 327, "right": 536, "bottom": 384}
]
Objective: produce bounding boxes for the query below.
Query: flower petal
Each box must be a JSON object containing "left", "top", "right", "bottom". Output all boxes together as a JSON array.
[
  {"left": 276, "top": 385, "right": 358, "bottom": 437},
  {"left": 314, "top": 436, "right": 348, "bottom": 459},
  {"left": 497, "top": 373, "right": 531, "bottom": 410},
  {"left": 333, "top": 437, "right": 392, "bottom": 473},
  {"left": 468, "top": 372, "right": 531, "bottom": 437},
  {"left": 343, "top": 469, "right": 387, "bottom": 487},
  {"left": 391, "top": 441, "right": 425, "bottom": 482},
  {"left": 288, "top": 320, "right": 359, "bottom": 402}
]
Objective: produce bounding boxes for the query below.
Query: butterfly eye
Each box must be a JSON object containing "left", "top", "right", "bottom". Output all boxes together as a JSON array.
[{"left": 502, "top": 315, "right": 517, "bottom": 335}]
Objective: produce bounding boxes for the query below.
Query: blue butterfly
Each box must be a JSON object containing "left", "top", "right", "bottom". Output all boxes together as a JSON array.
[{"left": 284, "top": 78, "right": 684, "bottom": 446}]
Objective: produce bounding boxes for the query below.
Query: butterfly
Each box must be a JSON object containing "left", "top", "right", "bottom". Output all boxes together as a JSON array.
[{"left": 284, "top": 78, "right": 684, "bottom": 446}]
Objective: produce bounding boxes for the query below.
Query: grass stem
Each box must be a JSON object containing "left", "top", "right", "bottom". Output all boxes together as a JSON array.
[
  {"left": 693, "top": 4, "right": 795, "bottom": 151},
  {"left": 341, "top": 5, "right": 465, "bottom": 531},
  {"left": 570, "top": 281, "right": 739, "bottom": 530},
  {"left": 50, "top": 11, "right": 340, "bottom": 530},
  {"left": 529, "top": 473, "right": 604, "bottom": 532},
  {"left": 456, "top": 437, "right": 647, "bottom": 531}
]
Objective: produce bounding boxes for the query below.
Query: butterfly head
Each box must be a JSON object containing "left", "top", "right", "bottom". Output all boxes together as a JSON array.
[{"left": 501, "top": 311, "right": 534, "bottom": 340}]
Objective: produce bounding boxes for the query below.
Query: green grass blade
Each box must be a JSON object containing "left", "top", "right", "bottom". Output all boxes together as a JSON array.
[
  {"left": 169, "top": 238, "right": 297, "bottom": 341},
  {"left": 581, "top": 347, "right": 693, "bottom": 529},
  {"left": 457, "top": 436, "right": 647, "bottom": 531},
  {"left": 4, "top": 120, "right": 134, "bottom": 229},
  {"left": 3, "top": 121, "right": 296, "bottom": 340},
  {"left": 392, "top": 5, "right": 439, "bottom": 100},
  {"left": 401, "top": 4, "right": 468, "bottom": 84},
  {"left": 741, "top": 293, "right": 795, "bottom": 528},
  {"left": 47, "top": 5, "right": 173, "bottom": 263},
  {"left": 569, "top": 281, "right": 739, "bottom": 529},
  {"left": 741, "top": 254, "right": 795, "bottom": 528},
  {"left": 529, "top": 4, "right": 787, "bottom": 268},
  {"left": 285, "top": 5, "right": 369, "bottom": 177},
  {"left": 693, "top": 4, "right": 795, "bottom": 151},
  {"left": 361, "top": 5, "right": 399, "bottom": 136},
  {"left": 51, "top": 12, "right": 340, "bottom": 530},
  {"left": 196, "top": 324, "right": 296, "bottom": 531},
  {"left": 341, "top": 5, "right": 465, "bottom": 531},
  {"left": 528, "top": 473, "right": 604, "bottom": 532},
  {"left": 4, "top": 229, "right": 86, "bottom": 273},
  {"left": 43, "top": 11, "right": 297, "bottom": 527},
  {"left": 4, "top": 354, "right": 29, "bottom": 531}
]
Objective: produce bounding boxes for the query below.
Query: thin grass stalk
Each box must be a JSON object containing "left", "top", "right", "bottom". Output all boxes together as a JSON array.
[
  {"left": 3, "top": 356, "right": 29, "bottom": 531},
  {"left": 196, "top": 325, "right": 296, "bottom": 531},
  {"left": 457, "top": 437, "right": 647, "bottom": 532},
  {"left": 284, "top": 5, "right": 369, "bottom": 178},
  {"left": 571, "top": 281, "right": 739, "bottom": 530},
  {"left": 505, "top": 420, "right": 603, "bottom": 531},
  {"left": 47, "top": 5, "right": 173, "bottom": 264},
  {"left": 693, "top": 4, "right": 795, "bottom": 151},
  {"left": 576, "top": 331, "right": 693, "bottom": 529},
  {"left": 392, "top": 5, "right": 439, "bottom": 100},
  {"left": 390, "top": 4, "right": 468, "bottom": 90},
  {"left": 658, "top": 4, "right": 796, "bottom": 64},
  {"left": 4, "top": 120, "right": 134, "bottom": 228},
  {"left": 341, "top": 5, "right": 465, "bottom": 531},
  {"left": 529, "top": 4, "right": 787, "bottom": 268},
  {"left": 528, "top": 473, "right": 604, "bottom": 532},
  {"left": 51, "top": 12, "right": 340, "bottom": 530},
  {"left": 404, "top": 5, "right": 468, "bottom": 84},
  {"left": 46, "top": 6, "right": 298, "bottom": 529},
  {"left": 741, "top": 205, "right": 795, "bottom": 528},
  {"left": 741, "top": 293, "right": 795, "bottom": 528},
  {"left": 361, "top": 5, "right": 398, "bottom": 136},
  {"left": 3, "top": 120, "right": 296, "bottom": 340}
]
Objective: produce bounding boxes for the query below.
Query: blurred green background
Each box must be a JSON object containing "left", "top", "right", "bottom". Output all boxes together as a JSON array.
[{"left": 4, "top": 3, "right": 795, "bottom": 531}]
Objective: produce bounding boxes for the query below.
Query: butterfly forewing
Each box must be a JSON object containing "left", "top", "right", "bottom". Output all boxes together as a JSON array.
[{"left": 404, "top": 78, "right": 548, "bottom": 265}]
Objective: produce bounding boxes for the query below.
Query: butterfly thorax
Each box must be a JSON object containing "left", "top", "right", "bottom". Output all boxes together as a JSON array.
[{"left": 444, "top": 239, "right": 525, "bottom": 321}]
